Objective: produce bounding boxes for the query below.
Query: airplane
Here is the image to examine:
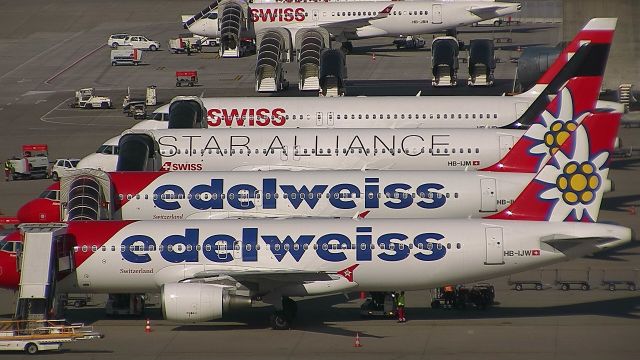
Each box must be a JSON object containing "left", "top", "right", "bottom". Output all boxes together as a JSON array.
[
  {"left": 135, "top": 18, "right": 618, "bottom": 130},
  {"left": 0, "top": 123, "right": 631, "bottom": 327},
  {"left": 184, "top": 0, "right": 520, "bottom": 53},
  {"left": 17, "top": 111, "right": 619, "bottom": 224},
  {"left": 77, "top": 76, "right": 605, "bottom": 173}
]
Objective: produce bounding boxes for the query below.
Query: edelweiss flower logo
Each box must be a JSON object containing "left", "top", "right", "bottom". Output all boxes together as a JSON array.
[
  {"left": 535, "top": 126, "right": 609, "bottom": 221},
  {"left": 525, "top": 86, "right": 589, "bottom": 162}
]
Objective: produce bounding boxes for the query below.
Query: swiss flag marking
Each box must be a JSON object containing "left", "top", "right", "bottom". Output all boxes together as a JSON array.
[
  {"left": 473, "top": 160, "right": 480, "bottom": 166},
  {"left": 337, "top": 264, "right": 359, "bottom": 282},
  {"left": 532, "top": 249, "right": 541, "bottom": 256}
]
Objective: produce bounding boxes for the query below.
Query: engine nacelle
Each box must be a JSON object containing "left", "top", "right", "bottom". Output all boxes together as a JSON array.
[{"left": 162, "top": 283, "right": 251, "bottom": 322}]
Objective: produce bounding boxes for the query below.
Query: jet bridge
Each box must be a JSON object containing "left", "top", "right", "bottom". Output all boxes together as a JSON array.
[
  {"left": 467, "top": 39, "right": 496, "bottom": 86},
  {"left": 218, "top": 0, "right": 248, "bottom": 58},
  {"left": 319, "top": 49, "right": 347, "bottom": 97},
  {"left": 15, "top": 224, "right": 70, "bottom": 322},
  {"left": 431, "top": 36, "right": 459, "bottom": 87},
  {"left": 295, "top": 28, "right": 330, "bottom": 92},
  {"left": 255, "top": 29, "right": 291, "bottom": 92}
]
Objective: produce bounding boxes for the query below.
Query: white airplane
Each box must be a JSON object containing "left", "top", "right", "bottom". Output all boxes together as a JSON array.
[
  {"left": 78, "top": 76, "right": 604, "bottom": 173},
  {"left": 135, "top": 18, "right": 618, "bottom": 130},
  {"left": 184, "top": 0, "right": 520, "bottom": 52},
  {"left": 16, "top": 111, "right": 616, "bottom": 225},
  {"left": 0, "top": 151, "right": 631, "bottom": 328}
]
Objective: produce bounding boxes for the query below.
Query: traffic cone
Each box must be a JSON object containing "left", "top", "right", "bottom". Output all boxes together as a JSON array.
[
  {"left": 144, "top": 319, "right": 152, "bottom": 333},
  {"left": 371, "top": 52, "right": 376, "bottom": 61},
  {"left": 354, "top": 332, "right": 363, "bottom": 348}
]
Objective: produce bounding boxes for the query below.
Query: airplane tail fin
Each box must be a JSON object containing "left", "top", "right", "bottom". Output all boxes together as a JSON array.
[
  {"left": 519, "top": 18, "right": 616, "bottom": 98},
  {"left": 486, "top": 111, "right": 621, "bottom": 222},
  {"left": 483, "top": 76, "right": 601, "bottom": 173}
]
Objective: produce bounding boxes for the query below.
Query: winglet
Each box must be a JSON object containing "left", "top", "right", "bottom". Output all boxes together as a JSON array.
[
  {"left": 484, "top": 76, "right": 601, "bottom": 173},
  {"left": 376, "top": 4, "right": 394, "bottom": 18},
  {"left": 337, "top": 264, "right": 359, "bottom": 283},
  {"left": 485, "top": 112, "right": 621, "bottom": 222}
]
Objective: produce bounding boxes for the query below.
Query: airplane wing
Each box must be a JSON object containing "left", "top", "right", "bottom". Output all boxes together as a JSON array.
[
  {"left": 467, "top": 5, "right": 510, "bottom": 17},
  {"left": 313, "top": 4, "right": 394, "bottom": 35},
  {"left": 190, "top": 269, "right": 336, "bottom": 283}
]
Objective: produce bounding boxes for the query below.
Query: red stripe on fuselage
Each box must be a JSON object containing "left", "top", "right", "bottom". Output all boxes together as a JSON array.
[
  {"left": 67, "top": 221, "right": 135, "bottom": 268},
  {"left": 109, "top": 171, "right": 168, "bottom": 209}
]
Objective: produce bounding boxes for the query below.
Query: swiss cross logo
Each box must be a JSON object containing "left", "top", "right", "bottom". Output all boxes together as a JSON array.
[
  {"left": 532, "top": 249, "right": 540, "bottom": 256},
  {"left": 473, "top": 160, "right": 480, "bottom": 166},
  {"left": 337, "top": 264, "right": 359, "bottom": 282}
]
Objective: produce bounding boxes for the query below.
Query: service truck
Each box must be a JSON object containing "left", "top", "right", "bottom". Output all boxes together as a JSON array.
[{"left": 6, "top": 144, "right": 49, "bottom": 180}]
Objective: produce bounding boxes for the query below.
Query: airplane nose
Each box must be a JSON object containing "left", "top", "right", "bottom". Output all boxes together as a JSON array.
[{"left": 17, "top": 198, "right": 61, "bottom": 223}]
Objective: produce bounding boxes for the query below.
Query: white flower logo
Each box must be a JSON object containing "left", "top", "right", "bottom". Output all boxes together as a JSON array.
[
  {"left": 534, "top": 126, "right": 609, "bottom": 221},
  {"left": 524, "top": 86, "right": 590, "bottom": 167}
]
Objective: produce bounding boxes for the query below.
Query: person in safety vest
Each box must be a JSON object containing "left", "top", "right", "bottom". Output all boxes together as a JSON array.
[
  {"left": 4, "top": 160, "right": 13, "bottom": 181},
  {"left": 396, "top": 291, "right": 406, "bottom": 323},
  {"left": 443, "top": 284, "right": 455, "bottom": 309}
]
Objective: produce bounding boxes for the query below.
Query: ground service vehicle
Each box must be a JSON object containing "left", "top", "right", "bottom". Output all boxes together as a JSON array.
[
  {"left": 393, "top": 36, "right": 425, "bottom": 49},
  {"left": 105, "top": 294, "right": 145, "bottom": 316},
  {"left": 71, "top": 88, "right": 112, "bottom": 108},
  {"left": 0, "top": 320, "right": 102, "bottom": 354},
  {"left": 360, "top": 292, "right": 397, "bottom": 317},
  {"left": 49, "top": 159, "right": 80, "bottom": 181},
  {"left": 7, "top": 144, "right": 49, "bottom": 180},
  {"left": 107, "top": 33, "right": 130, "bottom": 48},
  {"left": 123, "top": 35, "right": 160, "bottom": 51},
  {"left": 176, "top": 71, "right": 198, "bottom": 87},
  {"left": 111, "top": 48, "right": 142, "bottom": 66},
  {"left": 132, "top": 104, "right": 147, "bottom": 120}
]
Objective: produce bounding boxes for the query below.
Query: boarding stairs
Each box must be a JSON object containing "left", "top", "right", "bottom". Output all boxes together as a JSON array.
[{"left": 218, "top": 0, "right": 248, "bottom": 58}]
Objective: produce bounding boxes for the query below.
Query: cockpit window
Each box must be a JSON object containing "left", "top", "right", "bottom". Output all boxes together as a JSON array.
[
  {"left": 151, "top": 112, "right": 168, "bottom": 121},
  {"left": 1, "top": 241, "right": 15, "bottom": 253},
  {"left": 96, "top": 145, "right": 119, "bottom": 155},
  {"left": 39, "top": 190, "right": 59, "bottom": 200}
]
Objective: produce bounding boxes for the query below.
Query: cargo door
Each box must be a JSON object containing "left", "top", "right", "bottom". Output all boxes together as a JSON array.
[
  {"left": 499, "top": 135, "right": 514, "bottom": 158},
  {"left": 484, "top": 227, "right": 504, "bottom": 265},
  {"left": 480, "top": 178, "right": 497, "bottom": 212},
  {"left": 432, "top": 4, "right": 442, "bottom": 24}
]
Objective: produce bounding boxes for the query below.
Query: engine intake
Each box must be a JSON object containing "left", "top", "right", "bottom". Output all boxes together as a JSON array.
[{"left": 162, "top": 283, "right": 251, "bottom": 322}]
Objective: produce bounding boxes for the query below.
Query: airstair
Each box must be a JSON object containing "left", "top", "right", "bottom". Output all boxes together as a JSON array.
[
  {"left": 15, "top": 224, "right": 69, "bottom": 322},
  {"left": 218, "top": 0, "right": 248, "bottom": 58},
  {"left": 431, "top": 36, "right": 459, "bottom": 87},
  {"left": 619, "top": 84, "right": 633, "bottom": 113},
  {"left": 467, "top": 39, "right": 495, "bottom": 86},
  {"left": 255, "top": 30, "right": 289, "bottom": 92},
  {"left": 319, "top": 49, "right": 347, "bottom": 97},
  {"left": 296, "top": 29, "right": 328, "bottom": 92}
]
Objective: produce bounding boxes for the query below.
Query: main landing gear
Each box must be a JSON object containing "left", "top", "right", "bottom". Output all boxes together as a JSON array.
[
  {"left": 270, "top": 296, "right": 297, "bottom": 330},
  {"left": 340, "top": 41, "right": 354, "bottom": 54}
]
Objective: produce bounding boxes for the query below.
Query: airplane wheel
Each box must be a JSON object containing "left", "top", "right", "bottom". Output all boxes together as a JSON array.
[
  {"left": 515, "top": 283, "right": 523, "bottom": 291},
  {"left": 561, "top": 283, "right": 569, "bottom": 291},
  {"left": 581, "top": 284, "right": 590, "bottom": 291},
  {"left": 608, "top": 284, "right": 616, "bottom": 291},
  {"left": 629, "top": 284, "right": 636, "bottom": 291},
  {"left": 270, "top": 311, "right": 291, "bottom": 330},
  {"left": 535, "top": 283, "right": 543, "bottom": 291}
]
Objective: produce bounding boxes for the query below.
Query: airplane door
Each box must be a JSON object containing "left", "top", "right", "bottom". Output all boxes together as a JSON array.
[
  {"left": 485, "top": 227, "right": 504, "bottom": 265},
  {"left": 499, "top": 135, "right": 515, "bottom": 158},
  {"left": 328, "top": 112, "right": 334, "bottom": 126},
  {"left": 316, "top": 112, "right": 323, "bottom": 126},
  {"left": 237, "top": 189, "right": 250, "bottom": 208},
  {"left": 515, "top": 102, "right": 529, "bottom": 119},
  {"left": 480, "top": 178, "right": 497, "bottom": 212},
  {"left": 432, "top": 4, "right": 442, "bottom": 24},
  {"left": 253, "top": 190, "right": 262, "bottom": 209}
]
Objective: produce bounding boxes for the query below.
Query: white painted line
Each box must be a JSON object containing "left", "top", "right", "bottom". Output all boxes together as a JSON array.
[
  {"left": 44, "top": 44, "right": 106, "bottom": 84},
  {"left": 40, "top": 98, "right": 129, "bottom": 127},
  {"left": 0, "top": 31, "right": 84, "bottom": 81}
]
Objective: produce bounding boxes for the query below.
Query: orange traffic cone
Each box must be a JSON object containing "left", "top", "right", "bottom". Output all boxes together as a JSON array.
[
  {"left": 144, "top": 319, "right": 152, "bottom": 333},
  {"left": 372, "top": 52, "right": 376, "bottom": 61},
  {"left": 354, "top": 332, "right": 363, "bottom": 347}
]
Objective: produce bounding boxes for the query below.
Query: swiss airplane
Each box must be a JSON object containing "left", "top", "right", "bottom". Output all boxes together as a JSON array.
[
  {"left": 77, "top": 76, "right": 604, "bottom": 173},
  {"left": 0, "top": 134, "right": 631, "bottom": 328},
  {"left": 185, "top": 0, "right": 520, "bottom": 52},
  {"left": 134, "top": 18, "right": 618, "bottom": 131},
  {"left": 17, "top": 111, "right": 619, "bottom": 224}
]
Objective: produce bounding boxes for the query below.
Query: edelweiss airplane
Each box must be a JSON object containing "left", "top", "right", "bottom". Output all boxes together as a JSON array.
[
  {"left": 0, "top": 150, "right": 631, "bottom": 328},
  {"left": 17, "top": 111, "right": 618, "bottom": 223},
  {"left": 136, "top": 18, "right": 617, "bottom": 130},
  {"left": 77, "top": 76, "right": 603, "bottom": 173},
  {"left": 184, "top": 0, "right": 520, "bottom": 52}
]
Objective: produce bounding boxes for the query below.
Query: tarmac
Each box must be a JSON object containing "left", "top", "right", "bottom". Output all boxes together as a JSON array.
[{"left": 0, "top": 1, "right": 638, "bottom": 359}]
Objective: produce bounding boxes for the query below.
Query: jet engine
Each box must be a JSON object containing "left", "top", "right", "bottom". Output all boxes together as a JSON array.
[{"left": 162, "top": 283, "right": 251, "bottom": 322}]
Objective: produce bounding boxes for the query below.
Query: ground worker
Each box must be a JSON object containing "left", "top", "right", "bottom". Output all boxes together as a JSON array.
[
  {"left": 396, "top": 291, "right": 406, "bottom": 323},
  {"left": 443, "top": 284, "right": 455, "bottom": 308},
  {"left": 185, "top": 40, "right": 191, "bottom": 56},
  {"left": 4, "top": 159, "right": 13, "bottom": 181}
]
